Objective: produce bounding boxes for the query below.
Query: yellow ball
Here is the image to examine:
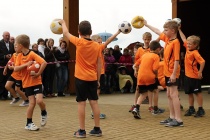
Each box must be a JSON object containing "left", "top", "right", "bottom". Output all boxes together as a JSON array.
[
  {"left": 131, "top": 16, "right": 144, "bottom": 29},
  {"left": 50, "top": 19, "right": 63, "bottom": 34}
]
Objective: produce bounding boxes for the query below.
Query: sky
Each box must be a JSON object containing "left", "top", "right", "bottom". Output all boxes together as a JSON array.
[{"left": 0, "top": 0, "right": 172, "bottom": 48}]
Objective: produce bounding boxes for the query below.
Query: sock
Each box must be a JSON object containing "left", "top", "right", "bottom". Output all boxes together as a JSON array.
[
  {"left": 41, "top": 110, "right": 47, "bottom": 116},
  {"left": 25, "top": 99, "right": 29, "bottom": 102},
  {"left": 198, "top": 107, "right": 203, "bottom": 110},
  {"left": 154, "top": 106, "right": 158, "bottom": 111},
  {"left": 94, "top": 127, "right": 100, "bottom": 131},
  {"left": 189, "top": 106, "right": 194, "bottom": 109},
  {"left": 80, "top": 129, "right": 85, "bottom": 132},
  {"left": 136, "top": 104, "right": 140, "bottom": 110},
  {"left": 27, "top": 118, "right": 32, "bottom": 125},
  {"left": 15, "top": 97, "right": 20, "bottom": 99}
]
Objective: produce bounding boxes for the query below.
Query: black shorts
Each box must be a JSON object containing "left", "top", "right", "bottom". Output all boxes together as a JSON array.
[
  {"left": 7, "top": 76, "right": 22, "bottom": 87},
  {"left": 138, "top": 83, "right": 157, "bottom": 94},
  {"left": 165, "top": 77, "right": 179, "bottom": 87},
  {"left": 75, "top": 77, "right": 98, "bottom": 102},
  {"left": 24, "top": 84, "right": 43, "bottom": 96},
  {"left": 184, "top": 76, "right": 201, "bottom": 94}
]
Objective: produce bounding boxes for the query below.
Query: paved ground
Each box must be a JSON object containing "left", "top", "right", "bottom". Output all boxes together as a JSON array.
[{"left": 0, "top": 90, "right": 210, "bottom": 140}]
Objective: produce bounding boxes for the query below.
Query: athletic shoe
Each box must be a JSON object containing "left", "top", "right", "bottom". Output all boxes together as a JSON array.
[
  {"left": 160, "top": 117, "right": 173, "bottom": 125},
  {"left": 40, "top": 115, "right": 47, "bottom": 126},
  {"left": 10, "top": 97, "right": 20, "bottom": 104},
  {"left": 19, "top": 101, "right": 29, "bottom": 107},
  {"left": 184, "top": 108, "right": 196, "bottom": 116},
  {"left": 165, "top": 119, "right": 184, "bottom": 127},
  {"left": 91, "top": 113, "right": 106, "bottom": 119},
  {"left": 74, "top": 129, "right": 86, "bottom": 138},
  {"left": 132, "top": 108, "right": 141, "bottom": 119},
  {"left": 129, "top": 105, "right": 136, "bottom": 112},
  {"left": 194, "top": 109, "right": 205, "bottom": 118},
  {"left": 25, "top": 123, "right": 39, "bottom": 131},
  {"left": 152, "top": 108, "right": 165, "bottom": 115},
  {"left": 89, "top": 128, "right": 102, "bottom": 137},
  {"left": 148, "top": 106, "right": 154, "bottom": 112}
]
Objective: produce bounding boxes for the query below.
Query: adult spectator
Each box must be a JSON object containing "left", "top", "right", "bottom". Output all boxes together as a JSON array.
[
  {"left": 9, "top": 36, "right": 15, "bottom": 45},
  {"left": 0, "top": 31, "right": 15, "bottom": 100}
]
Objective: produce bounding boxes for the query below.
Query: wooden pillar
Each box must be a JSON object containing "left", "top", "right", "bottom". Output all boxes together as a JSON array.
[
  {"left": 171, "top": 0, "right": 177, "bottom": 18},
  {"left": 63, "top": 0, "right": 79, "bottom": 94}
]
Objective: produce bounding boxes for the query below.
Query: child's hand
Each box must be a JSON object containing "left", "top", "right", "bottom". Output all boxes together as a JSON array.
[
  {"left": 198, "top": 72, "right": 203, "bottom": 79},
  {"left": 143, "top": 19, "right": 148, "bottom": 26},
  {"left": 58, "top": 19, "right": 65, "bottom": 25},
  {"left": 26, "top": 61, "right": 34, "bottom": 67},
  {"left": 3, "top": 69, "right": 7, "bottom": 75},
  {"left": 30, "top": 71, "right": 39, "bottom": 78}
]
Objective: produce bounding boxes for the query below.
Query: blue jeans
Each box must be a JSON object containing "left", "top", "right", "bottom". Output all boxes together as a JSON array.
[{"left": 56, "top": 65, "right": 69, "bottom": 93}]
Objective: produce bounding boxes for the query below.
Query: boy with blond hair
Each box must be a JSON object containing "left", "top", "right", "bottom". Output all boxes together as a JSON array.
[
  {"left": 14, "top": 34, "right": 47, "bottom": 130},
  {"left": 144, "top": 19, "right": 183, "bottom": 127},
  {"left": 178, "top": 28, "right": 205, "bottom": 117},
  {"left": 59, "top": 19, "right": 120, "bottom": 138}
]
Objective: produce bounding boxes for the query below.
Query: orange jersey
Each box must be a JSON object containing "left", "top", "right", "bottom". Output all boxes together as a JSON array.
[
  {"left": 159, "top": 33, "right": 180, "bottom": 78},
  {"left": 183, "top": 41, "right": 205, "bottom": 79},
  {"left": 70, "top": 36, "right": 103, "bottom": 81},
  {"left": 134, "top": 47, "right": 150, "bottom": 63},
  {"left": 10, "top": 53, "right": 22, "bottom": 80},
  {"left": 135, "top": 52, "right": 160, "bottom": 86},
  {"left": 15, "top": 51, "right": 45, "bottom": 88},
  {"left": 158, "top": 60, "right": 166, "bottom": 88}
]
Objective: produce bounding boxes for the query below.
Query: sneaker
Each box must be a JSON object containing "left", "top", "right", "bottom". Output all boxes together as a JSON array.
[
  {"left": 19, "top": 101, "right": 29, "bottom": 107},
  {"left": 132, "top": 108, "right": 141, "bottom": 119},
  {"left": 25, "top": 123, "right": 39, "bottom": 131},
  {"left": 194, "top": 109, "right": 205, "bottom": 118},
  {"left": 160, "top": 117, "right": 173, "bottom": 125},
  {"left": 129, "top": 105, "right": 136, "bottom": 112},
  {"left": 74, "top": 129, "right": 86, "bottom": 138},
  {"left": 91, "top": 113, "right": 106, "bottom": 119},
  {"left": 184, "top": 108, "right": 196, "bottom": 116},
  {"left": 10, "top": 97, "right": 20, "bottom": 104},
  {"left": 89, "top": 128, "right": 102, "bottom": 137},
  {"left": 148, "top": 106, "right": 154, "bottom": 112},
  {"left": 152, "top": 108, "right": 165, "bottom": 115},
  {"left": 40, "top": 115, "right": 47, "bottom": 126},
  {"left": 165, "top": 119, "right": 184, "bottom": 127}
]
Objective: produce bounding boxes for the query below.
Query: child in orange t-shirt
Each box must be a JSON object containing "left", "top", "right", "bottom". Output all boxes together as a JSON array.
[
  {"left": 59, "top": 19, "right": 121, "bottom": 138},
  {"left": 3, "top": 48, "right": 29, "bottom": 106},
  {"left": 144, "top": 19, "right": 183, "bottom": 127},
  {"left": 14, "top": 34, "right": 47, "bottom": 131},
  {"left": 179, "top": 28, "right": 205, "bottom": 117},
  {"left": 132, "top": 40, "right": 163, "bottom": 119}
]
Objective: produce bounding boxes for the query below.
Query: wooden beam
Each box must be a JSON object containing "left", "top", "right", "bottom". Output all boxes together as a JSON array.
[{"left": 63, "top": 0, "right": 79, "bottom": 94}]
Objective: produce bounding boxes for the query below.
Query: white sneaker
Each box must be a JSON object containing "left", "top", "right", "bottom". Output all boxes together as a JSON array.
[
  {"left": 10, "top": 97, "right": 20, "bottom": 104},
  {"left": 19, "top": 101, "right": 29, "bottom": 107},
  {"left": 25, "top": 123, "right": 39, "bottom": 131},
  {"left": 40, "top": 115, "right": 47, "bottom": 126}
]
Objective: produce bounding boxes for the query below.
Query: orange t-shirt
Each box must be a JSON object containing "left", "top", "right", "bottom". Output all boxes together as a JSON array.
[
  {"left": 135, "top": 47, "right": 150, "bottom": 63},
  {"left": 159, "top": 33, "right": 180, "bottom": 78},
  {"left": 183, "top": 41, "right": 205, "bottom": 79},
  {"left": 158, "top": 60, "right": 166, "bottom": 88},
  {"left": 70, "top": 36, "right": 103, "bottom": 81},
  {"left": 135, "top": 52, "right": 160, "bottom": 86},
  {"left": 10, "top": 53, "right": 22, "bottom": 80},
  {"left": 15, "top": 51, "right": 45, "bottom": 88}
]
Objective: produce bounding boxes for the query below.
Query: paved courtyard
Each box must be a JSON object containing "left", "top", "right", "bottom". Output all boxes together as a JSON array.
[{"left": 0, "top": 90, "right": 210, "bottom": 140}]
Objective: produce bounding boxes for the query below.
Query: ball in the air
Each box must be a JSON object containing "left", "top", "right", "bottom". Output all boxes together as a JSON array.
[
  {"left": 118, "top": 21, "right": 132, "bottom": 34},
  {"left": 50, "top": 19, "right": 63, "bottom": 34},
  {"left": 131, "top": 16, "right": 144, "bottom": 29},
  {"left": 27, "top": 62, "right": 40, "bottom": 73},
  {"left": 172, "top": 18, "right": 181, "bottom": 25}
]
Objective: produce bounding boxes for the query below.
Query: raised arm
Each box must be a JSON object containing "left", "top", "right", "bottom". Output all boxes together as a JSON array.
[
  {"left": 104, "top": 30, "right": 121, "bottom": 47},
  {"left": 178, "top": 27, "right": 187, "bottom": 42},
  {"left": 144, "top": 19, "right": 162, "bottom": 35},
  {"left": 59, "top": 19, "right": 72, "bottom": 40}
]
